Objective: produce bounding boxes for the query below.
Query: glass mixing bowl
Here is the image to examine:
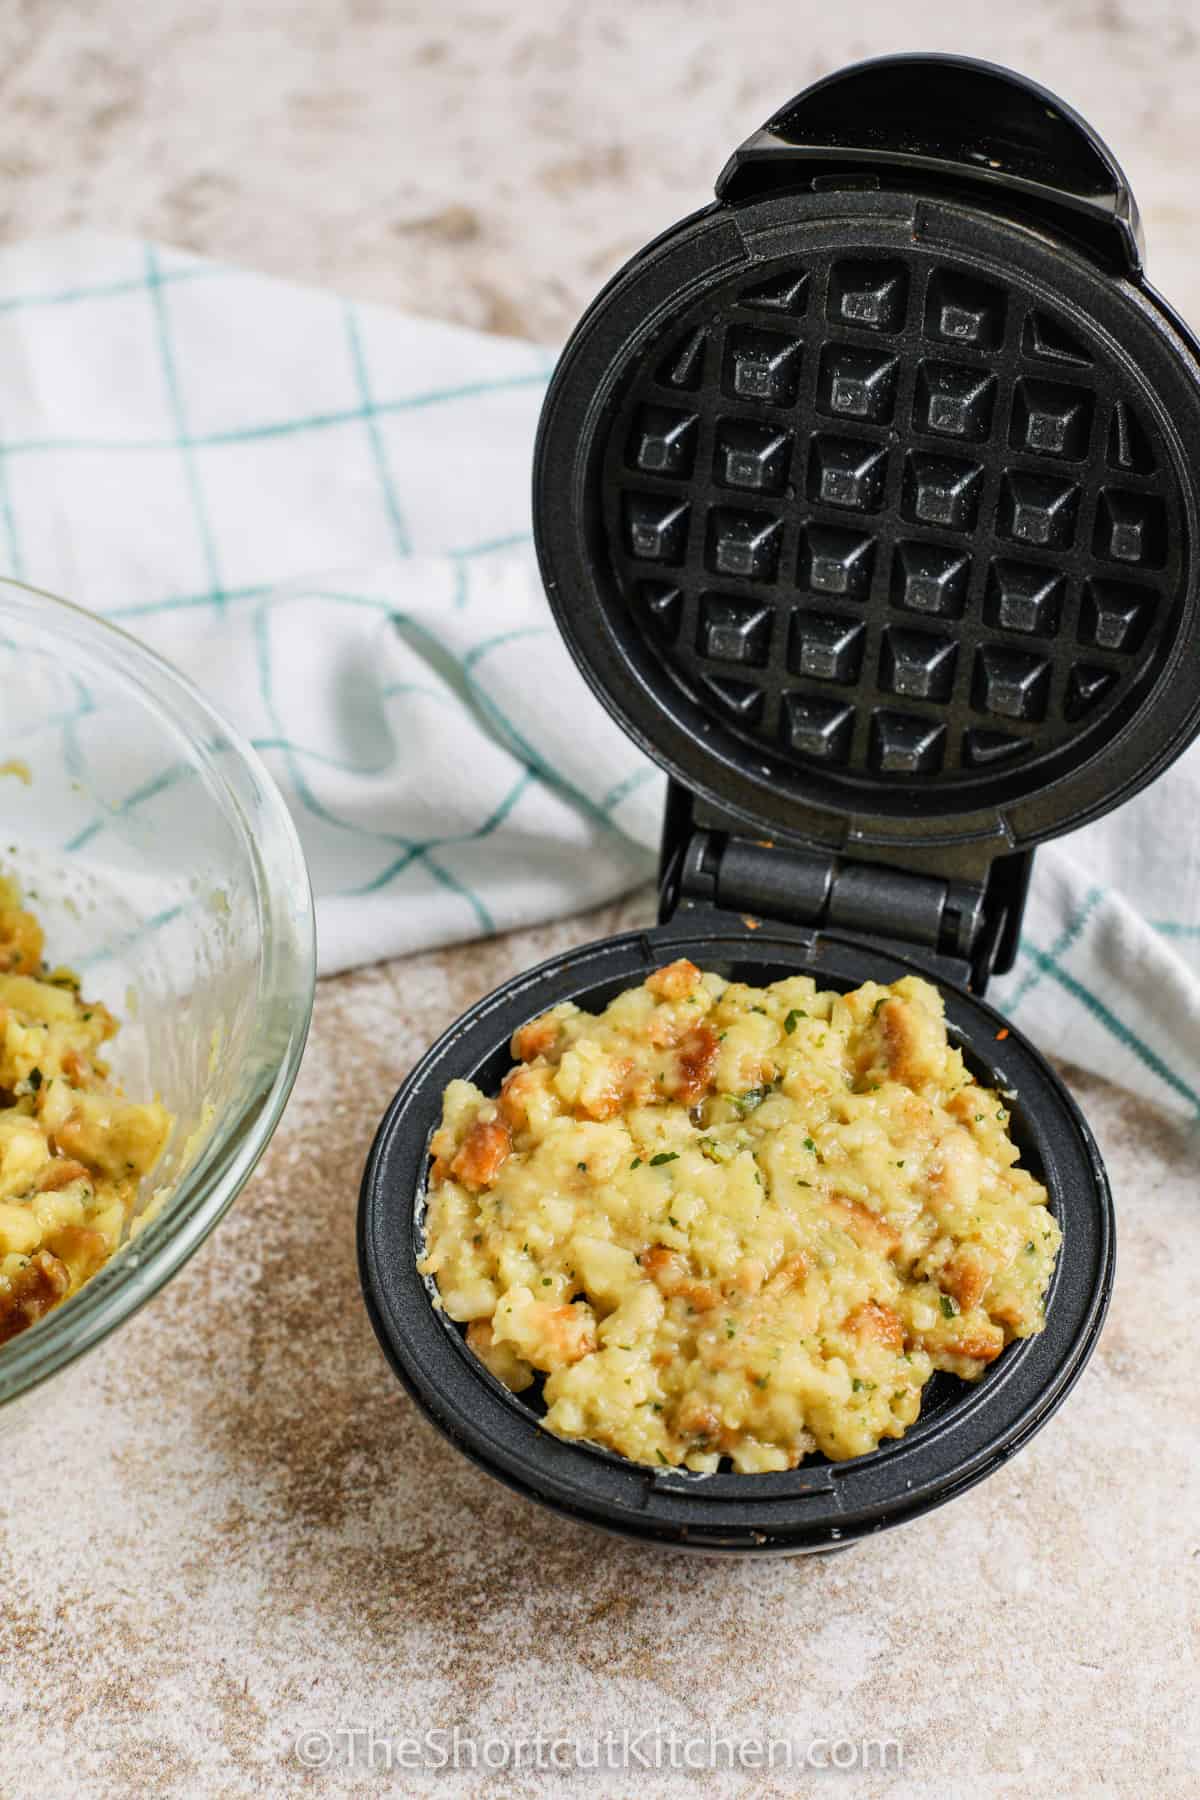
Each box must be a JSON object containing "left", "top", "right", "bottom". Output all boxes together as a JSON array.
[{"left": 0, "top": 577, "right": 315, "bottom": 1426}]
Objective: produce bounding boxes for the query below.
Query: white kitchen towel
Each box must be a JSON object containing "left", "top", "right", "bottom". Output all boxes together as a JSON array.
[{"left": 1, "top": 232, "right": 1198, "bottom": 1116}]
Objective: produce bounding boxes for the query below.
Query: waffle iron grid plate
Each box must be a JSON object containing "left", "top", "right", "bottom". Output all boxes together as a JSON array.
[{"left": 536, "top": 189, "right": 1200, "bottom": 854}]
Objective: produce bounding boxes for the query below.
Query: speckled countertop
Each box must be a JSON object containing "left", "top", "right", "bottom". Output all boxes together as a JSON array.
[{"left": 3, "top": 4, "right": 1199, "bottom": 1796}]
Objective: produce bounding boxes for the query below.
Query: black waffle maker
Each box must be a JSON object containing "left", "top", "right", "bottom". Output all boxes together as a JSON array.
[{"left": 360, "top": 55, "right": 1200, "bottom": 1554}]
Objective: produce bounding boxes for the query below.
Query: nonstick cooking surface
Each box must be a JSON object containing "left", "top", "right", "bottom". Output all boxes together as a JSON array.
[{"left": 600, "top": 240, "right": 1186, "bottom": 798}]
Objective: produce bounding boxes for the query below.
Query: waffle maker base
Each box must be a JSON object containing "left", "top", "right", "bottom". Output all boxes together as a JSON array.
[{"left": 359, "top": 917, "right": 1113, "bottom": 1555}]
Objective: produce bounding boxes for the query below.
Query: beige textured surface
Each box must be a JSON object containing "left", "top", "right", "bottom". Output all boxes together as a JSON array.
[{"left": 2, "top": 3, "right": 1199, "bottom": 1795}]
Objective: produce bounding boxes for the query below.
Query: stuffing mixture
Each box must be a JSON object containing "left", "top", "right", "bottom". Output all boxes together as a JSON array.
[
  {"left": 0, "top": 873, "right": 172, "bottom": 1345},
  {"left": 420, "top": 959, "right": 1061, "bottom": 1473}
]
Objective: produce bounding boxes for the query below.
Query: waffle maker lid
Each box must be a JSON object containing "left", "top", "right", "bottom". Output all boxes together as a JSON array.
[{"left": 532, "top": 54, "right": 1200, "bottom": 882}]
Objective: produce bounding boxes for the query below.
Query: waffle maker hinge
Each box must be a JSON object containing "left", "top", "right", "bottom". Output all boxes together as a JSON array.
[{"left": 656, "top": 777, "right": 1033, "bottom": 995}]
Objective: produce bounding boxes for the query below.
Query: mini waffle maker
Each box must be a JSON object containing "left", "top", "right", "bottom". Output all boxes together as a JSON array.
[{"left": 360, "top": 55, "right": 1200, "bottom": 1554}]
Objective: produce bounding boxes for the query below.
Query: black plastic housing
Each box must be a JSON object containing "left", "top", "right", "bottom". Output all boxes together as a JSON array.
[{"left": 715, "top": 54, "right": 1145, "bottom": 273}]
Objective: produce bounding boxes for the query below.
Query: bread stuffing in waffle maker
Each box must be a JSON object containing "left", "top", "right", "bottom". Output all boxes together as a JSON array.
[{"left": 360, "top": 55, "right": 1200, "bottom": 1554}]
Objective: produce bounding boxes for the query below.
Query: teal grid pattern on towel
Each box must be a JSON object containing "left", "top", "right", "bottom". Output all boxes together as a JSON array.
[{"left": 1, "top": 232, "right": 1199, "bottom": 1116}]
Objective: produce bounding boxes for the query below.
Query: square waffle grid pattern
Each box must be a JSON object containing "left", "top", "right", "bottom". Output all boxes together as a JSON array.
[{"left": 607, "top": 252, "right": 1180, "bottom": 783}]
